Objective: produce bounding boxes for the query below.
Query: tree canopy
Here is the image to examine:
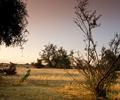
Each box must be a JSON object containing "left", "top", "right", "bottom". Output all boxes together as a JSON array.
[
  {"left": 37, "top": 43, "right": 74, "bottom": 69},
  {"left": 0, "top": 0, "right": 28, "bottom": 47}
]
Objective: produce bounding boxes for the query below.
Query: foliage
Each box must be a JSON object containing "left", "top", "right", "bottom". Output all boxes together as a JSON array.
[
  {"left": 0, "top": 62, "right": 16, "bottom": 75},
  {"left": 32, "top": 59, "right": 45, "bottom": 68},
  {"left": 0, "top": 0, "right": 28, "bottom": 47},
  {"left": 74, "top": 0, "right": 120, "bottom": 99},
  {"left": 53, "top": 47, "right": 71, "bottom": 68},
  {"left": 40, "top": 43, "right": 57, "bottom": 67},
  {"left": 39, "top": 43, "right": 74, "bottom": 69}
]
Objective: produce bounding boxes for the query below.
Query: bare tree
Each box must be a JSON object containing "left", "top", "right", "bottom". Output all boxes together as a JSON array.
[{"left": 74, "top": 0, "right": 120, "bottom": 99}]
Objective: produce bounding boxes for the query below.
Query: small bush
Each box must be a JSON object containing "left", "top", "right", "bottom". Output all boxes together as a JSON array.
[{"left": 3, "top": 63, "right": 16, "bottom": 75}]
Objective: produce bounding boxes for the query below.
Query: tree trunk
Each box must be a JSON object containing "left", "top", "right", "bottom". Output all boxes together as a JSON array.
[{"left": 95, "top": 87, "right": 107, "bottom": 100}]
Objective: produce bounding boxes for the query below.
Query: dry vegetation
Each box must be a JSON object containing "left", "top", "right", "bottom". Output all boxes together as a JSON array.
[{"left": 0, "top": 66, "right": 120, "bottom": 100}]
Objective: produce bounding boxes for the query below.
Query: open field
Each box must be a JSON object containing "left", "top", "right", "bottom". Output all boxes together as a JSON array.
[{"left": 0, "top": 67, "right": 120, "bottom": 100}]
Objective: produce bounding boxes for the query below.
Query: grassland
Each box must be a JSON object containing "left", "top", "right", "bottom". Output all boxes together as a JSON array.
[{"left": 0, "top": 66, "right": 120, "bottom": 100}]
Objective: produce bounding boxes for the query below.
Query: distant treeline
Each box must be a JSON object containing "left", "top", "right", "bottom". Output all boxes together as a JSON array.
[{"left": 31, "top": 43, "right": 76, "bottom": 69}]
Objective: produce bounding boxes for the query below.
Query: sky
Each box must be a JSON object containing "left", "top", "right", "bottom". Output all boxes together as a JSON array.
[{"left": 0, "top": 0, "right": 120, "bottom": 64}]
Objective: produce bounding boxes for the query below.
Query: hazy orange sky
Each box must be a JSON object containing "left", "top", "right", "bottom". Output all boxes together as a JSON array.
[{"left": 0, "top": 0, "right": 120, "bottom": 64}]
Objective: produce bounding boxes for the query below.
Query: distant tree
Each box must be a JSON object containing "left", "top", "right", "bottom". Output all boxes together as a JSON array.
[
  {"left": 69, "top": 50, "right": 75, "bottom": 68},
  {"left": 39, "top": 43, "right": 73, "bottom": 68},
  {"left": 33, "top": 59, "right": 44, "bottom": 68},
  {"left": 0, "top": 0, "right": 28, "bottom": 47},
  {"left": 40, "top": 43, "right": 57, "bottom": 67},
  {"left": 54, "top": 47, "right": 71, "bottom": 68},
  {"left": 74, "top": 0, "right": 120, "bottom": 99}
]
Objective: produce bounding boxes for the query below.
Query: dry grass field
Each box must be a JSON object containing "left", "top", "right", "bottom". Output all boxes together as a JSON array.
[{"left": 0, "top": 66, "right": 120, "bottom": 100}]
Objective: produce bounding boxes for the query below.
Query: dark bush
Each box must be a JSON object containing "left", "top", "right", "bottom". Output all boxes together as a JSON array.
[
  {"left": 32, "top": 59, "right": 45, "bottom": 68},
  {"left": 3, "top": 63, "right": 16, "bottom": 75}
]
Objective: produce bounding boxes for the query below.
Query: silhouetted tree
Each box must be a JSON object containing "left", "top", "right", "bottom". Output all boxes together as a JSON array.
[
  {"left": 40, "top": 43, "right": 57, "bottom": 67},
  {"left": 33, "top": 59, "right": 44, "bottom": 68},
  {"left": 69, "top": 50, "right": 75, "bottom": 68},
  {"left": 54, "top": 47, "right": 71, "bottom": 68},
  {"left": 74, "top": 0, "right": 120, "bottom": 99},
  {"left": 0, "top": 0, "right": 28, "bottom": 47},
  {"left": 39, "top": 43, "right": 73, "bottom": 68}
]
